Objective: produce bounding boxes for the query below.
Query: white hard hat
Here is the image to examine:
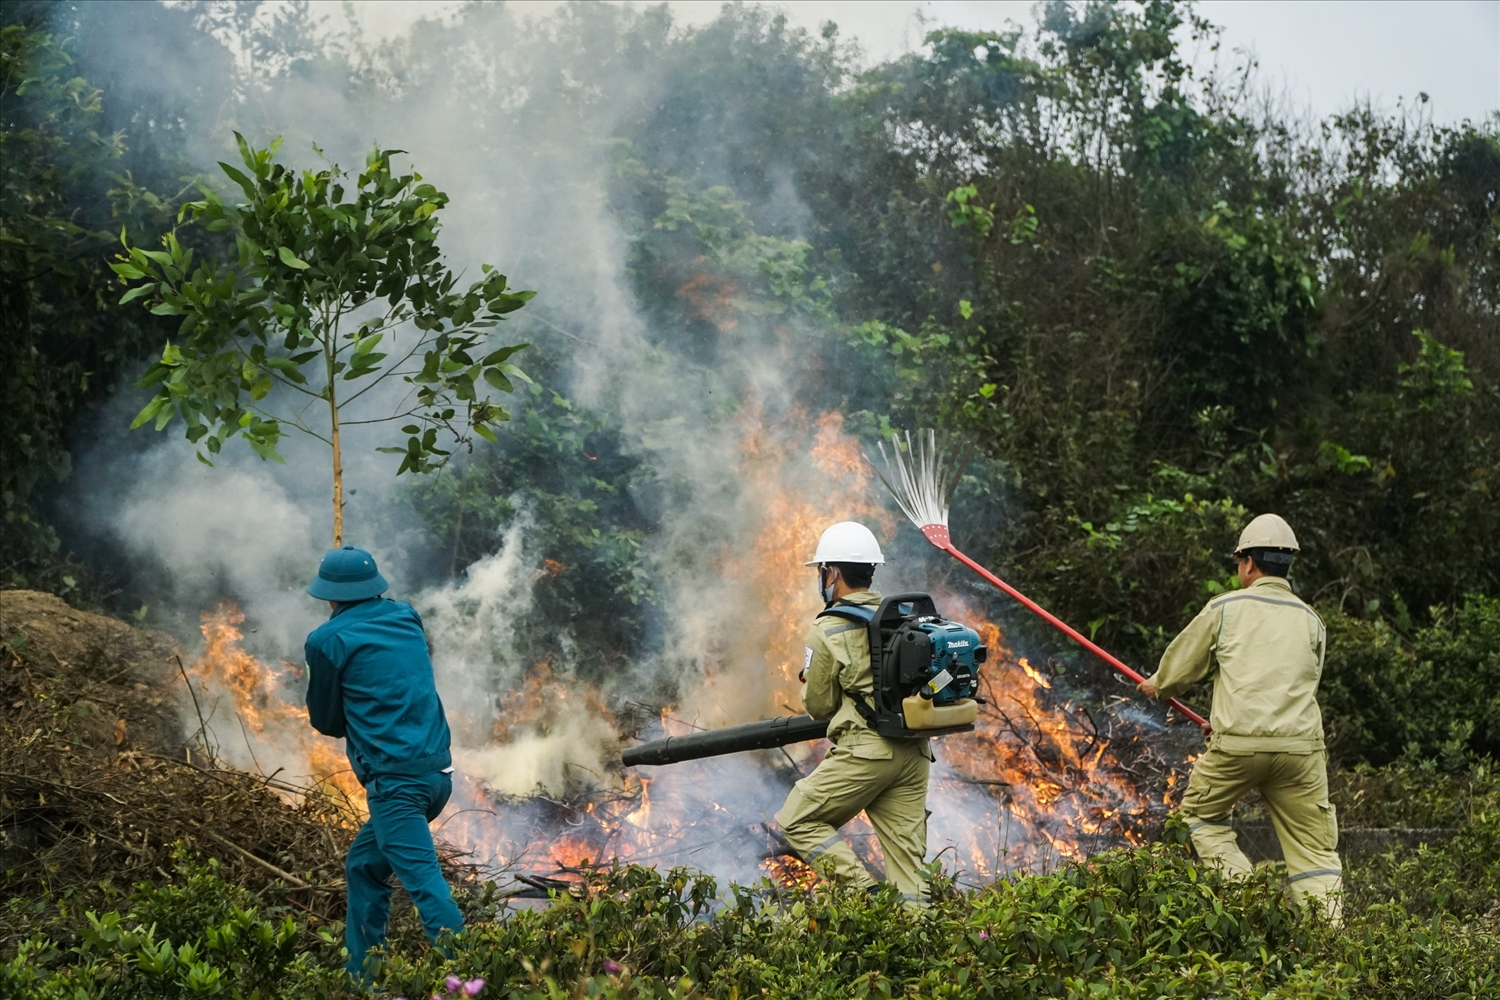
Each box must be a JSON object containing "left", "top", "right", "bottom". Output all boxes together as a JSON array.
[
  {"left": 1235, "top": 513, "right": 1299, "bottom": 554},
  {"left": 805, "top": 521, "right": 886, "bottom": 565}
]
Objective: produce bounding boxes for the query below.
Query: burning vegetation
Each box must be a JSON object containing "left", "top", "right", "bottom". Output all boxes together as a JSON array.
[{"left": 157, "top": 414, "right": 1192, "bottom": 896}]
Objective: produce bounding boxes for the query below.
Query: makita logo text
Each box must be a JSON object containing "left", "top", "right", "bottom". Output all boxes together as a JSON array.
[{"left": 947, "top": 640, "right": 970, "bottom": 647}]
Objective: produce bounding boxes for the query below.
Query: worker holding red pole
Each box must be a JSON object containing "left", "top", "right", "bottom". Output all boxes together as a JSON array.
[{"left": 1137, "top": 514, "right": 1344, "bottom": 920}]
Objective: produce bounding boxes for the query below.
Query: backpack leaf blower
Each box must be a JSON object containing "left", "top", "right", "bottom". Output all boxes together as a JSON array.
[{"left": 622, "top": 592, "right": 985, "bottom": 766}]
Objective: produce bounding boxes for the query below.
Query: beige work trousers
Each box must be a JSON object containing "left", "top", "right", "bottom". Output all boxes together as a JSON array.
[
  {"left": 1180, "top": 746, "right": 1343, "bottom": 920},
  {"left": 775, "top": 739, "right": 931, "bottom": 904}
]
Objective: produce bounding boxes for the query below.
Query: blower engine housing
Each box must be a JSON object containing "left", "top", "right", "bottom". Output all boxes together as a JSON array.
[{"left": 820, "top": 593, "right": 985, "bottom": 738}]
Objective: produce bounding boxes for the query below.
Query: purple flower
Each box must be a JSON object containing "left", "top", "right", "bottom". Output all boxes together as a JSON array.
[
  {"left": 602, "top": 959, "right": 623, "bottom": 974},
  {"left": 462, "top": 980, "right": 486, "bottom": 997},
  {"left": 447, "top": 975, "right": 464, "bottom": 993}
]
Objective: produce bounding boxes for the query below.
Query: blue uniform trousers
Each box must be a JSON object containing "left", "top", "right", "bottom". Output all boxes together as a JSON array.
[{"left": 345, "top": 770, "right": 464, "bottom": 976}]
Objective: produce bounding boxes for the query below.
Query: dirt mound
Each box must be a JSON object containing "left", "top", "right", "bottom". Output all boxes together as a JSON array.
[
  {"left": 0, "top": 590, "right": 359, "bottom": 927},
  {"left": 1, "top": 589, "right": 184, "bottom": 758}
]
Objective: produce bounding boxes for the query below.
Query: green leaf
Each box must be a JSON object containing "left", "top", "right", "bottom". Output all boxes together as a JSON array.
[
  {"left": 481, "top": 343, "right": 528, "bottom": 365},
  {"left": 130, "top": 398, "right": 165, "bottom": 430},
  {"left": 483, "top": 368, "right": 514, "bottom": 393},
  {"left": 277, "top": 246, "right": 310, "bottom": 270},
  {"left": 218, "top": 162, "right": 257, "bottom": 198},
  {"left": 119, "top": 284, "right": 156, "bottom": 305},
  {"left": 499, "top": 362, "right": 533, "bottom": 385}
]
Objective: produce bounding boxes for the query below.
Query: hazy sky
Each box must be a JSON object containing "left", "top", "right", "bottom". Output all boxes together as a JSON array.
[{"left": 347, "top": 1, "right": 1498, "bottom": 126}]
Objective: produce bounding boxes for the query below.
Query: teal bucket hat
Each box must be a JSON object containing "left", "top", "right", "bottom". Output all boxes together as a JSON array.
[{"left": 308, "top": 546, "right": 389, "bottom": 602}]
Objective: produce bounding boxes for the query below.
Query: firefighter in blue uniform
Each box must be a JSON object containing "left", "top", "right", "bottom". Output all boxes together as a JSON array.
[{"left": 303, "top": 546, "right": 463, "bottom": 977}]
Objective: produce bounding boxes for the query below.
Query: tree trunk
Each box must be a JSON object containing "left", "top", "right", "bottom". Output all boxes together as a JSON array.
[
  {"left": 326, "top": 332, "right": 343, "bottom": 549},
  {"left": 330, "top": 396, "right": 344, "bottom": 548}
]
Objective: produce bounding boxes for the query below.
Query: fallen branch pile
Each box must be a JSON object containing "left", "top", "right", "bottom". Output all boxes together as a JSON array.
[
  {"left": 0, "top": 592, "right": 370, "bottom": 926},
  {"left": 0, "top": 589, "right": 491, "bottom": 964}
]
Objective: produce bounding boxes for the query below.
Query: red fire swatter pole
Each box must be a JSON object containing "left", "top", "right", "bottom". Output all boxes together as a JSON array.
[{"left": 919, "top": 523, "right": 1211, "bottom": 731}]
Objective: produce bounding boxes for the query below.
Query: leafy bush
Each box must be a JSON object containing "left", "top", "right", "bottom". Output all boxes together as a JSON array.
[
  {"left": 1, "top": 854, "right": 347, "bottom": 999},
  {"left": 8, "top": 816, "right": 1500, "bottom": 1000},
  {"left": 355, "top": 825, "right": 1500, "bottom": 999},
  {"left": 1032, "top": 486, "right": 1246, "bottom": 659},
  {"left": 0, "top": 20, "right": 182, "bottom": 597},
  {"left": 1321, "top": 594, "right": 1500, "bottom": 764}
]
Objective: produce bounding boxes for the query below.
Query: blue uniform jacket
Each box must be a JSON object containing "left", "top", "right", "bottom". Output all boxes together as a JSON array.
[{"left": 304, "top": 597, "right": 452, "bottom": 784}]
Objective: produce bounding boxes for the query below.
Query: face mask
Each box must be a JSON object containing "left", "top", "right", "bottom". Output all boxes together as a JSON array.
[{"left": 819, "top": 566, "right": 837, "bottom": 604}]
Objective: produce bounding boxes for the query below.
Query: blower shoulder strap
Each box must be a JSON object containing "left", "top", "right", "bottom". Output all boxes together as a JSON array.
[
  {"left": 845, "top": 691, "right": 881, "bottom": 729},
  {"left": 814, "top": 602, "right": 882, "bottom": 730},
  {"left": 815, "top": 602, "right": 876, "bottom": 634},
  {"left": 816, "top": 601, "right": 876, "bottom": 621}
]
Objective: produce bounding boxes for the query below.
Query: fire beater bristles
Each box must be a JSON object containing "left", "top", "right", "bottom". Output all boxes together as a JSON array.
[
  {"left": 875, "top": 429, "right": 1210, "bottom": 732},
  {"left": 874, "top": 429, "right": 973, "bottom": 531}
]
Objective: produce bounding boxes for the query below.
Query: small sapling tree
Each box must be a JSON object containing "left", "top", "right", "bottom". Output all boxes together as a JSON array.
[{"left": 110, "top": 134, "right": 533, "bottom": 546}]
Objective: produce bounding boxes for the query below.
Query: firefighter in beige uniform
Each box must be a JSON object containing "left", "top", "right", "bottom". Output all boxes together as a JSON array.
[
  {"left": 1138, "top": 514, "right": 1343, "bottom": 918},
  {"left": 775, "top": 522, "right": 933, "bottom": 905}
]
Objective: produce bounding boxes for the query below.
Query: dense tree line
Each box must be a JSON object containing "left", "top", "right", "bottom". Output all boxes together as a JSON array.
[{"left": 3, "top": 1, "right": 1496, "bottom": 764}]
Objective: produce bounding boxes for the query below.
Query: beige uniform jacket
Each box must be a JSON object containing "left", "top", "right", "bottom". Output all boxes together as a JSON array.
[
  {"left": 802, "top": 590, "right": 932, "bottom": 760},
  {"left": 1148, "top": 576, "right": 1327, "bottom": 753}
]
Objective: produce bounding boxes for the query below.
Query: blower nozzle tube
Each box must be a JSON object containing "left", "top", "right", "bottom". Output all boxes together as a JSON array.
[{"left": 621, "top": 715, "right": 829, "bottom": 766}]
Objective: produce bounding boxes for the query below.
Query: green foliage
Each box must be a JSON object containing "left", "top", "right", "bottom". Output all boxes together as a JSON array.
[
  {"left": 1154, "top": 198, "right": 1321, "bottom": 418},
  {"left": 373, "top": 864, "right": 717, "bottom": 998},
  {"left": 112, "top": 133, "right": 534, "bottom": 477},
  {"left": 1399, "top": 328, "right": 1475, "bottom": 409},
  {"left": 1040, "top": 489, "right": 1247, "bottom": 655},
  {"left": 1320, "top": 595, "right": 1500, "bottom": 763},
  {"left": 14, "top": 822, "right": 1499, "bottom": 999},
  {"left": 618, "top": 164, "right": 837, "bottom": 339},
  {"left": 406, "top": 371, "right": 656, "bottom": 682},
  {"left": 1335, "top": 745, "right": 1499, "bottom": 831},
  {"left": 2, "top": 761, "right": 1497, "bottom": 1000},
  {"left": 2, "top": 853, "right": 346, "bottom": 999},
  {"left": 0, "top": 20, "right": 180, "bottom": 595},
  {"left": 333, "top": 843, "right": 1340, "bottom": 999},
  {"left": 945, "top": 185, "right": 995, "bottom": 239}
]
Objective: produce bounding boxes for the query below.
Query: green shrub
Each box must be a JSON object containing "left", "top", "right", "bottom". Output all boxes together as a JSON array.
[
  {"left": 1, "top": 853, "right": 347, "bottom": 999},
  {"left": 1321, "top": 594, "right": 1500, "bottom": 764},
  {"left": 1031, "top": 488, "right": 1246, "bottom": 662},
  {"left": 7, "top": 816, "right": 1499, "bottom": 999}
]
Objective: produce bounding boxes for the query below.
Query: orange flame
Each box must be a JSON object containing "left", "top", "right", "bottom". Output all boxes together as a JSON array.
[
  {"left": 1019, "top": 657, "right": 1052, "bottom": 689},
  {"left": 179, "top": 411, "right": 1174, "bottom": 881},
  {"left": 191, "top": 603, "right": 366, "bottom": 816},
  {"left": 676, "top": 269, "right": 740, "bottom": 332}
]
